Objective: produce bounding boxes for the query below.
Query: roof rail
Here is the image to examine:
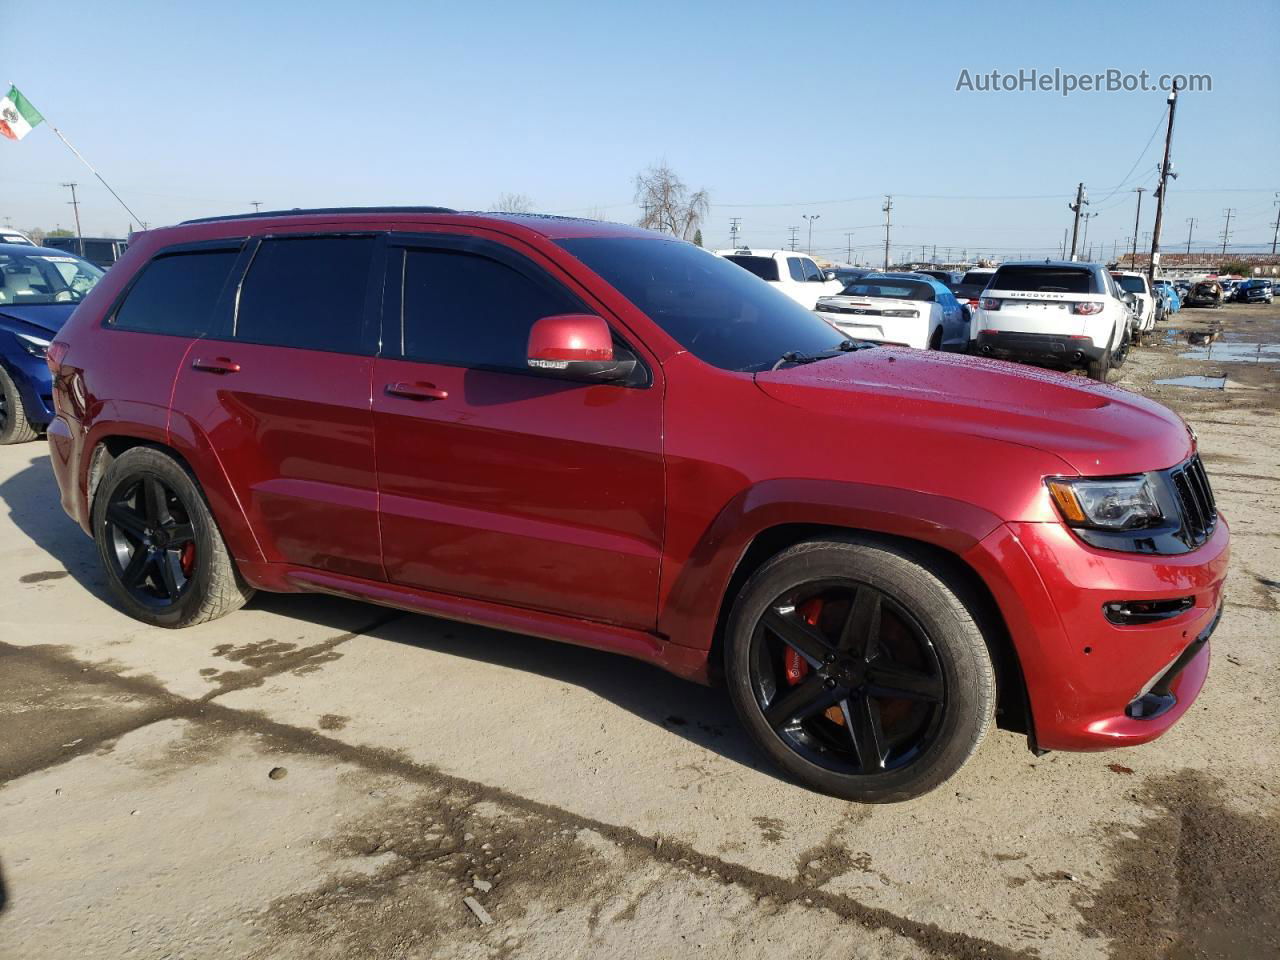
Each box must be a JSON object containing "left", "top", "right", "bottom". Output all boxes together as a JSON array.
[{"left": 180, "top": 205, "right": 457, "bottom": 225}]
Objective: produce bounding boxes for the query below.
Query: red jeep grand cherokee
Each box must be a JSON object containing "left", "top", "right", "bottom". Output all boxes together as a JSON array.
[{"left": 46, "top": 208, "right": 1229, "bottom": 802}]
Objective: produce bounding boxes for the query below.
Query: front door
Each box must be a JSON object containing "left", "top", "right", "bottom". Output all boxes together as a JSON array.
[{"left": 371, "top": 233, "right": 664, "bottom": 629}]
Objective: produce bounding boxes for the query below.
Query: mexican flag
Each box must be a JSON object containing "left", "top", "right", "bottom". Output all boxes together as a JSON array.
[{"left": 0, "top": 86, "right": 44, "bottom": 141}]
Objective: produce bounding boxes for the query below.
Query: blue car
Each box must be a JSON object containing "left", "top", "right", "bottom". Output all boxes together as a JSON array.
[
  {"left": 0, "top": 243, "right": 104, "bottom": 443},
  {"left": 1236, "top": 279, "right": 1274, "bottom": 304},
  {"left": 1154, "top": 280, "right": 1181, "bottom": 316}
]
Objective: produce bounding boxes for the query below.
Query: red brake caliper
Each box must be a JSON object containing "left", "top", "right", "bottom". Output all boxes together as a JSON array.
[
  {"left": 179, "top": 542, "right": 197, "bottom": 578},
  {"left": 783, "top": 597, "right": 845, "bottom": 725}
]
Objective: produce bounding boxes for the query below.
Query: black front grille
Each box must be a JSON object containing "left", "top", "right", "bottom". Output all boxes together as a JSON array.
[{"left": 1170, "top": 455, "right": 1217, "bottom": 546}]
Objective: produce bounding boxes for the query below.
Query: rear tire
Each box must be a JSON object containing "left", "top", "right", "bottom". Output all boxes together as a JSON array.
[
  {"left": 1086, "top": 346, "right": 1112, "bottom": 382},
  {"left": 928, "top": 328, "right": 943, "bottom": 351},
  {"left": 724, "top": 537, "right": 996, "bottom": 803},
  {"left": 0, "top": 366, "right": 39, "bottom": 445},
  {"left": 92, "top": 446, "right": 254, "bottom": 628}
]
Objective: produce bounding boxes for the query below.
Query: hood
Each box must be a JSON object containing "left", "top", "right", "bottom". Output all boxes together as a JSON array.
[
  {"left": 754, "top": 348, "right": 1192, "bottom": 476},
  {"left": 0, "top": 303, "right": 76, "bottom": 336}
]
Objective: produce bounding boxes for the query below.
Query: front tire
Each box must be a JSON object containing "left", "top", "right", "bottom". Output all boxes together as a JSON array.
[
  {"left": 92, "top": 446, "right": 254, "bottom": 628},
  {"left": 724, "top": 537, "right": 996, "bottom": 803},
  {"left": 0, "top": 365, "right": 39, "bottom": 445}
]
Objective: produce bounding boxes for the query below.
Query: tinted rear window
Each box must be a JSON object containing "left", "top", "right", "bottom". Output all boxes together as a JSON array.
[
  {"left": 234, "top": 236, "right": 375, "bottom": 353},
  {"left": 990, "top": 266, "right": 1096, "bottom": 294},
  {"left": 725, "top": 255, "right": 780, "bottom": 282},
  {"left": 840, "top": 280, "right": 934, "bottom": 301},
  {"left": 960, "top": 271, "right": 994, "bottom": 286},
  {"left": 1113, "top": 275, "right": 1148, "bottom": 294},
  {"left": 111, "top": 250, "right": 239, "bottom": 336}
]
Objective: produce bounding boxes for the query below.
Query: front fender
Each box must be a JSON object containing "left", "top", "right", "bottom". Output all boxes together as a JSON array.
[{"left": 656, "top": 478, "right": 1003, "bottom": 651}]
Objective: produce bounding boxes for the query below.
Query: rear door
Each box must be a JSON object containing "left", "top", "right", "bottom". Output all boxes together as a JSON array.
[
  {"left": 370, "top": 231, "right": 664, "bottom": 629},
  {"left": 95, "top": 240, "right": 244, "bottom": 445},
  {"left": 168, "top": 232, "right": 385, "bottom": 579}
]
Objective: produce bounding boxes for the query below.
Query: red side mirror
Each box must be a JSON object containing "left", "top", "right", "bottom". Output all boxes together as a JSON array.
[{"left": 527, "top": 314, "right": 636, "bottom": 383}]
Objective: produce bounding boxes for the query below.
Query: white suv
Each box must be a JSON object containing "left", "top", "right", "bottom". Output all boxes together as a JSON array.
[
  {"left": 972, "top": 261, "right": 1133, "bottom": 381},
  {"left": 1111, "top": 271, "right": 1156, "bottom": 334},
  {"left": 714, "top": 248, "right": 844, "bottom": 309}
]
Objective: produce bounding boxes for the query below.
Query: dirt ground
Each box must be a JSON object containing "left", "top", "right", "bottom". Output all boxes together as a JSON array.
[{"left": 1, "top": 300, "right": 1277, "bottom": 960}]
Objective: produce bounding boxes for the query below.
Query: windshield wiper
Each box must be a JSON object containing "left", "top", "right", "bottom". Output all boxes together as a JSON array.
[{"left": 770, "top": 339, "right": 874, "bottom": 370}]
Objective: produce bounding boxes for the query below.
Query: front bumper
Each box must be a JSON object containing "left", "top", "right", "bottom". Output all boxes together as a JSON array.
[
  {"left": 975, "top": 330, "right": 1104, "bottom": 367},
  {"left": 965, "top": 517, "right": 1229, "bottom": 751},
  {"left": 0, "top": 351, "right": 56, "bottom": 427}
]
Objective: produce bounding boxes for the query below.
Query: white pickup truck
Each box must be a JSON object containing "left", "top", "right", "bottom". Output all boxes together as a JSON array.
[{"left": 714, "top": 247, "right": 845, "bottom": 309}]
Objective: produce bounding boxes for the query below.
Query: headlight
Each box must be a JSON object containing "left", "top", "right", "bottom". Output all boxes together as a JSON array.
[
  {"left": 13, "top": 332, "right": 51, "bottom": 358},
  {"left": 1046, "top": 476, "right": 1163, "bottom": 530},
  {"left": 880, "top": 309, "right": 919, "bottom": 318}
]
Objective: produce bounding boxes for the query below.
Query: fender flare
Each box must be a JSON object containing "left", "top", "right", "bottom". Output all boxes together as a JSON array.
[{"left": 657, "top": 477, "right": 1004, "bottom": 651}]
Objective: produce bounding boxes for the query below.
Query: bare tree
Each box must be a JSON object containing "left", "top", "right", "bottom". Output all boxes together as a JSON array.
[
  {"left": 633, "top": 162, "right": 709, "bottom": 241},
  {"left": 493, "top": 192, "right": 535, "bottom": 214}
]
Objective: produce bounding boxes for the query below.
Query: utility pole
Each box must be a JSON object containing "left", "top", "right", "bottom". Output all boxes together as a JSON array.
[
  {"left": 1068, "top": 183, "right": 1087, "bottom": 260},
  {"left": 729, "top": 217, "right": 742, "bottom": 249},
  {"left": 1185, "top": 217, "right": 1197, "bottom": 255},
  {"left": 881, "top": 195, "right": 893, "bottom": 271},
  {"left": 1147, "top": 84, "right": 1181, "bottom": 280},
  {"left": 1220, "top": 208, "right": 1234, "bottom": 256},
  {"left": 787, "top": 226, "right": 799, "bottom": 251},
  {"left": 1080, "top": 211, "right": 1097, "bottom": 258},
  {"left": 1129, "top": 187, "right": 1146, "bottom": 268},
  {"left": 1060, "top": 228, "right": 1067, "bottom": 259},
  {"left": 845, "top": 232, "right": 855, "bottom": 264},
  {"left": 802, "top": 214, "right": 820, "bottom": 255},
  {"left": 61, "top": 182, "right": 84, "bottom": 257},
  {"left": 250, "top": 201, "right": 262, "bottom": 213},
  {"left": 1270, "top": 194, "right": 1279, "bottom": 255}
]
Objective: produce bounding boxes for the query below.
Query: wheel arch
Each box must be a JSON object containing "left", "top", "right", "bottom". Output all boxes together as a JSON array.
[
  {"left": 84, "top": 430, "right": 265, "bottom": 564},
  {"left": 704, "top": 521, "right": 1032, "bottom": 740}
]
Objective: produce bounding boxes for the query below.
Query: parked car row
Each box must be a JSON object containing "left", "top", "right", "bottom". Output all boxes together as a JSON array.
[{"left": 35, "top": 207, "right": 1229, "bottom": 804}]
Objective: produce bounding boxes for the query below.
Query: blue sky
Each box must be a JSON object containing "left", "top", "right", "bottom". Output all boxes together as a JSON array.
[{"left": 3, "top": 0, "right": 1276, "bottom": 262}]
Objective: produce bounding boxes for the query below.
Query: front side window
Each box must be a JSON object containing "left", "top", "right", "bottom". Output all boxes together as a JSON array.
[
  {"left": 0, "top": 251, "right": 104, "bottom": 306},
  {"left": 234, "top": 236, "right": 375, "bottom": 352},
  {"left": 111, "top": 250, "right": 235, "bottom": 334},
  {"left": 801, "top": 259, "right": 822, "bottom": 282},
  {"left": 787, "top": 258, "right": 805, "bottom": 282},
  {"left": 558, "top": 236, "right": 846, "bottom": 373},
  {"left": 397, "top": 247, "right": 584, "bottom": 370}
]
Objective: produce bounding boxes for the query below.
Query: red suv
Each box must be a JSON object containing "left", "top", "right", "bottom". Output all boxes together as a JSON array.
[{"left": 46, "top": 208, "right": 1229, "bottom": 802}]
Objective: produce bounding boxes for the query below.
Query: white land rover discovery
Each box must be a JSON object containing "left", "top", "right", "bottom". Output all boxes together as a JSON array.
[{"left": 973, "top": 261, "right": 1134, "bottom": 382}]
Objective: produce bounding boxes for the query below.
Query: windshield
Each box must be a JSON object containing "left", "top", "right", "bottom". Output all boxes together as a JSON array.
[
  {"left": 839, "top": 279, "right": 934, "bottom": 301},
  {"left": 558, "top": 237, "right": 846, "bottom": 373},
  {"left": 0, "top": 250, "right": 104, "bottom": 305},
  {"left": 724, "top": 255, "right": 780, "bottom": 282},
  {"left": 1113, "top": 275, "right": 1148, "bottom": 294}
]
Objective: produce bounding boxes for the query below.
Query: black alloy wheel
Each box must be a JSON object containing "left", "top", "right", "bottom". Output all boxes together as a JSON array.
[
  {"left": 724, "top": 537, "right": 996, "bottom": 802},
  {"left": 103, "top": 475, "right": 198, "bottom": 608},
  {"left": 92, "top": 446, "right": 255, "bottom": 628},
  {"left": 750, "top": 580, "right": 945, "bottom": 776}
]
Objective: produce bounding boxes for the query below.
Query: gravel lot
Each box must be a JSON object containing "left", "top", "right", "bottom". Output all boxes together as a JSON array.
[{"left": 2, "top": 301, "right": 1277, "bottom": 960}]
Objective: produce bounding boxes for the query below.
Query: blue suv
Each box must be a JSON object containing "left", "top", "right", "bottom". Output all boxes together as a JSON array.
[{"left": 0, "top": 243, "right": 104, "bottom": 443}]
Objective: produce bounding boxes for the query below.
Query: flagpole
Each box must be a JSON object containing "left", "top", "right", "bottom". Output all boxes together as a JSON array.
[{"left": 45, "top": 121, "right": 147, "bottom": 228}]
